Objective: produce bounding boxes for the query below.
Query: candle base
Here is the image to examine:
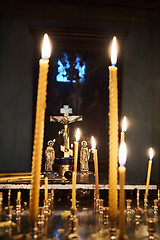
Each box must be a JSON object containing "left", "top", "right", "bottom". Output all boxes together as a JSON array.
[{"left": 109, "top": 221, "right": 117, "bottom": 240}]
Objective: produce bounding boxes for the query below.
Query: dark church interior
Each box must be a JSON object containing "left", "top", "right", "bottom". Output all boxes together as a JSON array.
[{"left": 0, "top": 0, "right": 160, "bottom": 239}]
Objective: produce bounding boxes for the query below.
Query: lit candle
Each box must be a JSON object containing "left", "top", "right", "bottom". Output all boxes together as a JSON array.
[
  {"left": 108, "top": 36, "right": 118, "bottom": 222},
  {"left": 92, "top": 136, "right": 99, "bottom": 199},
  {"left": 44, "top": 177, "right": 48, "bottom": 201},
  {"left": 121, "top": 116, "right": 127, "bottom": 143},
  {"left": 119, "top": 142, "right": 127, "bottom": 239},
  {"left": 71, "top": 171, "right": 77, "bottom": 209},
  {"left": 71, "top": 128, "right": 80, "bottom": 210},
  {"left": 73, "top": 128, "right": 80, "bottom": 172},
  {"left": 145, "top": 147, "right": 154, "bottom": 199},
  {"left": 29, "top": 33, "right": 51, "bottom": 224},
  {"left": 17, "top": 191, "right": 21, "bottom": 200}
]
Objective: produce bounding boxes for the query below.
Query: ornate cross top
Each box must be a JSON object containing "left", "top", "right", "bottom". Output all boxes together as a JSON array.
[
  {"left": 60, "top": 105, "right": 72, "bottom": 116},
  {"left": 50, "top": 105, "right": 82, "bottom": 158}
]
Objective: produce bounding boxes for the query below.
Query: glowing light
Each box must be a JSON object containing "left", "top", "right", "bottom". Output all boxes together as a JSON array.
[
  {"left": 42, "top": 34, "right": 51, "bottom": 60},
  {"left": 111, "top": 36, "right": 117, "bottom": 66},
  {"left": 75, "top": 128, "right": 80, "bottom": 142},
  {"left": 91, "top": 136, "right": 96, "bottom": 150},
  {"left": 119, "top": 142, "right": 127, "bottom": 167},
  {"left": 149, "top": 147, "right": 154, "bottom": 160},
  {"left": 122, "top": 116, "right": 127, "bottom": 132}
]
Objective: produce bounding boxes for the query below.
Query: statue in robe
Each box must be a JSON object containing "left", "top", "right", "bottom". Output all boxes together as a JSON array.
[
  {"left": 80, "top": 140, "right": 90, "bottom": 172},
  {"left": 45, "top": 140, "right": 55, "bottom": 172}
]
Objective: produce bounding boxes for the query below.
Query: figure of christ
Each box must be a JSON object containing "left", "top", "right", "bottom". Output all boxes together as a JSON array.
[{"left": 50, "top": 105, "right": 82, "bottom": 158}]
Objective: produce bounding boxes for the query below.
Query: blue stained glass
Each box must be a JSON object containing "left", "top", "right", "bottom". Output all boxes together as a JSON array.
[{"left": 56, "top": 53, "right": 86, "bottom": 83}]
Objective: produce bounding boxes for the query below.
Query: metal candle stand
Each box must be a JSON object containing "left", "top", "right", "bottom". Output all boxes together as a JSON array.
[
  {"left": 126, "top": 199, "right": 132, "bottom": 214},
  {"left": 0, "top": 192, "right": 3, "bottom": 219},
  {"left": 16, "top": 199, "right": 21, "bottom": 218},
  {"left": 147, "top": 218, "right": 156, "bottom": 240},
  {"left": 37, "top": 207, "right": 45, "bottom": 235},
  {"left": 109, "top": 221, "right": 117, "bottom": 240}
]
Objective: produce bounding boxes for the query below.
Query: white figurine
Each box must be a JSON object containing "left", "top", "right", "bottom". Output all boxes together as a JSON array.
[{"left": 45, "top": 140, "right": 55, "bottom": 172}]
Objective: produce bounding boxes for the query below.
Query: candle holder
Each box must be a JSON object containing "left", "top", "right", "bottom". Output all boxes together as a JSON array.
[
  {"left": 103, "top": 207, "right": 109, "bottom": 226},
  {"left": 147, "top": 218, "right": 156, "bottom": 240},
  {"left": 31, "top": 221, "right": 39, "bottom": 239},
  {"left": 98, "top": 199, "right": 104, "bottom": 214},
  {"left": 69, "top": 208, "right": 78, "bottom": 234},
  {"left": 94, "top": 189, "right": 99, "bottom": 209},
  {"left": 157, "top": 189, "right": 160, "bottom": 202},
  {"left": 37, "top": 207, "right": 45, "bottom": 235},
  {"left": 0, "top": 192, "right": 3, "bottom": 219},
  {"left": 153, "top": 199, "right": 158, "bottom": 215},
  {"left": 8, "top": 189, "right": 11, "bottom": 207},
  {"left": 16, "top": 216, "right": 21, "bottom": 233},
  {"left": 135, "top": 207, "right": 142, "bottom": 227},
  {"left": 48, "top": 193, "right": 52, "bottom": 212},
  {"left": 5, "top": 205, "right": 13, "bottom": 222},
  {"left": 43, "top": 200, "right": 49, "bottom": 220},
  {"left": 109, "top": 221, "right": 117, "bottom": 240},
  {"left": 137, "top": 189, "right": 140, "bottom": 208},
  {"left": 126, "top": 199, "right": 132, "bottom": 214},
  {"left": 144, "top": 197, "right": 148, "bottom": 211},
  {"left": 16, "top": 199, "right": 21, "bottom": 218}
]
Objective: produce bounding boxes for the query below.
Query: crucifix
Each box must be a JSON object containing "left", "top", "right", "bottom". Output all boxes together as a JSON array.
[{"left": 50, "top": 105, "right": 82, "bottom": 158}]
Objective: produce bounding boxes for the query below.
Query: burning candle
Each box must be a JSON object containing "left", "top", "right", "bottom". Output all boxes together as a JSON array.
[
  {"left": 71, "top": 128, "right": 80, "bottom": 210},
  {"left": 17, "top": 191, "right": 21, "bottom": 200},
  {"left": 108, "top": 36, "right": 118, "bottom": 222},
  {"left": 121, "top": 116, "right": 127, "bottom": 143},
  {"left": 29, "top": 34, "right": 51, "bottom": 224},
  {"left": 73, "top": 128, "right": 80, "bottom": 172},
  {"left": 45, "top": 177, "right": 48, "bottom": 201},
  {"left": 92, "top": 136, "right": 99, "bottom": 199},
  {"left": 119, "top": 142, "right": 127, "bottom": 239},
  {"left": 145, "top": 147, "right": 154, "bottom": 199}
]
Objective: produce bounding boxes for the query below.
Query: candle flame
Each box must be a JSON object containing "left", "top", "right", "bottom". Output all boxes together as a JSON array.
[
  {"left": 149, "top": 147, "right": 154, "bottom": 160},
  {"left": 111, "top": 36, "right": 117, "bottom": 66},
  {"left": 122, "top": 116, "right": 127, "bottom": 132},
  {"left": 91, "top": 136, "right": 96, "bottom": 150},
  {"left": 75, "top": 128, "right": 80, "bottom": 142},
  {"left": 58, "top": 131, "right": 61, "bottom": 135},
  {"left": 42, "top": 33, "right": 51, "bottom": 60},
  {"left": 119, "top": 142, "right": 127, "bottom": 167}
]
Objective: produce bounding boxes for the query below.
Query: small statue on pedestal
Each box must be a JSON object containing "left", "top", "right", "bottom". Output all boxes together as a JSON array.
[
  {"left": 80, "top": 141, "right": 90, "bottom": 173},
  {"left": 45, "top": 140, "right": 55, "bottom": 172}
]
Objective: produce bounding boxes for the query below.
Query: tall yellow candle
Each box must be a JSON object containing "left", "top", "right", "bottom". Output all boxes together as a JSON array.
[
  {"left": 119, "top": 142, "right": 127, "bottom": 239},
  {"left": 29, "top": 34, "right": 51, "bottom": 224},
  {"left": 92, "top": 136, "right": 99, "bottom": 199},
  {"left": 72, "top": 171, "right": 77, "bottom": 209},
  {"left": 73, "top": 128, "right": 80, "bottom": 172},
  {"left": 45, "top": 177, "right": 48, "bottom": 201},
  {"left": 145, "top": 147, "right": 154, "bottom": 199},
  {"left": 108, "top": 36, "right": 118, "bottom": 222},
  {"left": 71, "top": 128, "right": 80, "bottom": 210}
]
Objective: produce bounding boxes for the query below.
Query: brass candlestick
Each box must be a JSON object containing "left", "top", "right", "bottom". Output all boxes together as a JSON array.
[
  {"left": 16, "top": 199, "right": 21, "bottom": 218},
  {"left": 109, "top": 221, "right": 117, "bottom": 240},
  {"left": 8, "top": 189, "right": 11, "bottom": 207},
  {"left": 0, "top": 192, "right": 3, "bottom": 219},
  {"left": 37, "top": 207, "right": 45, "bottom": 235},
  {"left": 103, "top": 207, "right": 109, "bottom": 227},
  {"left": 147, "top": 218, "right": 156, "bottom": 240},
  {"left": 126, "top": 199, "right": 132, "bottom": 214},
  {"left": 5, "top": 205, "right": 13, "bottom": 223},
  {"left": 153, "top": 199, "right": 158, "bottom": 215},
  {"left": 144, "top": 197, "right": 148, "bottom": 211},
  {"left": 43, "top": 200, "right": 49, "bottom": 221},
  {"left": 135, "top": 207, "right": 142, "bottom": 227},
  {"left": 69, "top": 208, "right": 78, "bottom": 234},
  {"left": 16, "top": 216, "right": 21, "bottom": 233},
  {"left": 137, "top": 189, "right": 140, "bottom": 208}
]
